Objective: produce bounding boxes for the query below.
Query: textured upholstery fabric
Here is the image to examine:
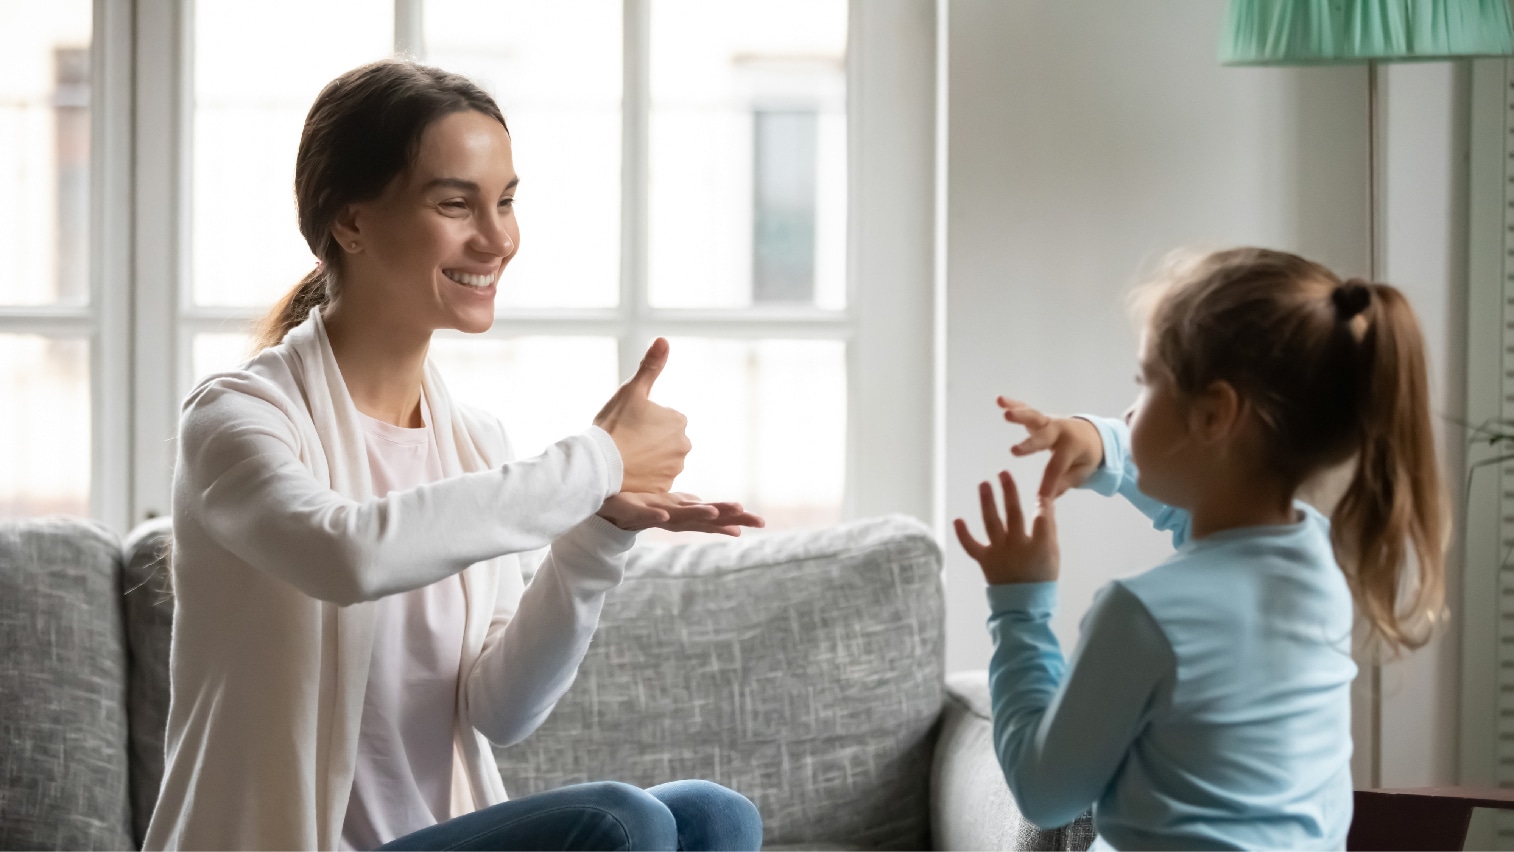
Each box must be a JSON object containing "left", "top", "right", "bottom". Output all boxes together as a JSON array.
[
  {"left": 0, "top": 517, "right": 134, "bottom": 851},
  {"left": 495, "top": 515, "right": 946, "bottom": 850},
  {"left": 932, "top": 671, "right": 1095, "bottom": 852},
  {"left": 121, "top": 518, "right": 175, "bottom": 847}
]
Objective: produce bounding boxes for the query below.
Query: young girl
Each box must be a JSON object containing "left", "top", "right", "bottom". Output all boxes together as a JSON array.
[
  {"left": 954, "top": 247, "right": 1448, "bottom": 850},
  {"left": 145, "top": 59, "right": 764, "bottom": 851}
]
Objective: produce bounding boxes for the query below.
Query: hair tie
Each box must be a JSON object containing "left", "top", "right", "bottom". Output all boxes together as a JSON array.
[{"left": 1331, "top": 281, "right": 1371, "bottom": 321}]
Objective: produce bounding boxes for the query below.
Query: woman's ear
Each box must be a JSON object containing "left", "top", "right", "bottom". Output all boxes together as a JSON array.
[{"left": 330, "top": 203, "right": 363, "bottom": 253}]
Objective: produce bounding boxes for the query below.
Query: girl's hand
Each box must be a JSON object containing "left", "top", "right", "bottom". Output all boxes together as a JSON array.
[
  {"left": 594, "top": 338, "right": 693, "bottom": 494},
  {"left": 998, "top": 396, "right": 1104, "bottom": 498},
  {"left": 953, "top": 469, "right": 1059, "bottom": 585},
  {"left": 598, "top": 492, "right": 766, "bottom": 537}
]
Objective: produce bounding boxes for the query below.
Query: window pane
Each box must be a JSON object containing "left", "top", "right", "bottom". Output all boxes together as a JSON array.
[
  {"left": 428, "top": 335, "right": 619, "bottom": 460},
  {"left": 425, "top": 0, "right": 622, "bottom": 310},
  {"left": 0, "top": 1, "right": 91, "bottom": 307},
  {"left": 192, "top": 332, "right": 254, "bottom": 386},
  {"left": 191, "top": 1, "right": 392, "bottom": 308},
  {"left": 647, "top": 0, "right": 846, "bottom": 310},
  {"left": 0, "top": 335, "right": 89, "bottom": 516},
  {"left": 653, "top": 338, "right": 845, "bottom": 534}
]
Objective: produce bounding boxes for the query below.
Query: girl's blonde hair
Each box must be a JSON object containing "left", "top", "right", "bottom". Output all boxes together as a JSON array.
[{"left": 1139, "top": 247, "right": 1448, "bottom": 655}]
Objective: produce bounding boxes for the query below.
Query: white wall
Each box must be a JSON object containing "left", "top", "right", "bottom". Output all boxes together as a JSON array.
[
  {"left": 940, "top": 0, "right": 1469, "bottom": 789},
  {"left": 1377, "top": 62, "right": 1468, "bottom": 789}
]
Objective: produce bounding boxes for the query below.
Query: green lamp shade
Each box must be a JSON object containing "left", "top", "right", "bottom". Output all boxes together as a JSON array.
[{"left": 1221, "top": 0, "right": 1514, "bottom": 64}]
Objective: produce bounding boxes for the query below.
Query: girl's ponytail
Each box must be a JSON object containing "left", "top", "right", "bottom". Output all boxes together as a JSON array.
[
  {"left": 252, "top": 265, "right": 331, "bottom": 352},
  {"left": 1330, "top": 283, "right": 1449, "bottom": 654}
]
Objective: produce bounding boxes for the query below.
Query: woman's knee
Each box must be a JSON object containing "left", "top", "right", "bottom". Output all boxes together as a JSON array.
[
  {"left": 647, "top": 780, "right": 763, "bottom": 851},
  {"left": 576, "top": 781, "right": 679, "bottom": 851}
]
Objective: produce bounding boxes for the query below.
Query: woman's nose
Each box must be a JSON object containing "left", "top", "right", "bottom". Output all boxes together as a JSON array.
[
  {"left": 476, "top": 212, "right": 514, "bottom": 257},
  {"left": 1123, "top": 406, "right": 1135, "bottom": 426}
]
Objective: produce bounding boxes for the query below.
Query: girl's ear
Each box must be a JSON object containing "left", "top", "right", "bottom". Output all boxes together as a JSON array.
[{"left": 1189, "top": 380, "right": 1243, "bottom": 444}]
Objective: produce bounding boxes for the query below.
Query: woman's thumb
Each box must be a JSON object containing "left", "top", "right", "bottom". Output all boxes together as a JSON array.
[{"left": 629, "top": 337, "right": 670, "bottom": 394}]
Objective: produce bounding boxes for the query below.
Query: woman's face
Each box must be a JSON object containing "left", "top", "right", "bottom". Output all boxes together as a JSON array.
[{"left": 341, "top": 109, "right": 519, "bottom": 335}]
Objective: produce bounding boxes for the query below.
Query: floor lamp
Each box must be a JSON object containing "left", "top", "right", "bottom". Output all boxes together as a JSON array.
[{"left": 1218, "top": 0, "right": 1514, "bottom": 794}]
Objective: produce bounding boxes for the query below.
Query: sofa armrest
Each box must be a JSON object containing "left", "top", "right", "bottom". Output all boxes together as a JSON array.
[{"left": 931, "top": 671, "right": 1095, "bottom": 851}]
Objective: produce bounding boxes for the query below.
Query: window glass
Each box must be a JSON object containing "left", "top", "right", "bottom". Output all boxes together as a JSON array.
[
  {"left": 426, "top": 0, "right": 622, "bottom": 309},
  {"left": 0, "top": 335, "right": 89, "bottom": 516},
  {"left": 647, "top": 0, "right": 846, "bottom": 310},
  {"left": 191, "top": 0, "right": 392, "bottom": 308},
  {"left": 428, "top": 335, "right": 619, "bottom": 459},
  {"left": 652, "top": 337, "right": 845, "bottom": 536},
  {"left": 0, "top": 1, "right": 91, "bottom": 306},
  {"left": 192, "top": 331, "right": 254, "bottom": 383}
]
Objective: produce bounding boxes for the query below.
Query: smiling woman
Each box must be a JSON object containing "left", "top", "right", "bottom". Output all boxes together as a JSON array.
[{"left": 145, "top": 59, "right": 764, "bottom": 852}]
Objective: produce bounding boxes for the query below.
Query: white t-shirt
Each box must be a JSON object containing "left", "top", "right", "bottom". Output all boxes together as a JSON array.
[{"left": 341, "top": 396, "right": 465, "bottom": 851}]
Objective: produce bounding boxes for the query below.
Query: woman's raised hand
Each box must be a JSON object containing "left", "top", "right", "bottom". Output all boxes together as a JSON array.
[
  {"left": 997, "top": 396, "right": 1104, "bottom": 499},
  {"left": 594, "top": 338, "right": 692, "bottom": 494}
]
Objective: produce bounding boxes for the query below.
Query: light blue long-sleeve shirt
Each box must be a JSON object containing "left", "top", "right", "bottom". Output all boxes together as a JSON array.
[{"left": 986, "top": 416, "right": 1357, "bottom": 851}]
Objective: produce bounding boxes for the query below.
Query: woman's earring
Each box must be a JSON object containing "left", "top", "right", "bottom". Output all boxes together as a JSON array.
[{"left": 348, "top": 241, "right": 360, "bottom": 251}]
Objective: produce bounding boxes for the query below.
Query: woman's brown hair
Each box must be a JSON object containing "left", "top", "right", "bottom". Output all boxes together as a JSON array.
[
  {"left": 252, "top": 58, "right": 507, "bottom": 351},
  {"left": 1140, "top": 247, "right": 1449, "bottom": 655}
]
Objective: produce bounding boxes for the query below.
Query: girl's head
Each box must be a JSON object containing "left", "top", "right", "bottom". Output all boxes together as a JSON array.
[
  {"left": 1133, "top": 247, "right": 1448, "bottom": 654},
  {"left": 254, "top": 59, "right": 516, "bottom": 350}
]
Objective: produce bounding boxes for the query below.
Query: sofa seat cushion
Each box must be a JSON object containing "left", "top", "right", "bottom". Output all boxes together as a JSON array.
[
  {"left": 494, "top": 514, "right": 946, "bottom": 850},
  {"left": 0, "top": 517, "right": 133, "bottom": 851}
]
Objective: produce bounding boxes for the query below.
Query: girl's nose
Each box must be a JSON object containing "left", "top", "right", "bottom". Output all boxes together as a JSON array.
[{"left": 1124, "top": 406, "right": 1135, "bottom": 426}]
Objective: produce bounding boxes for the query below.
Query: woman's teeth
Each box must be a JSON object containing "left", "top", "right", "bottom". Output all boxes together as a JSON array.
[{"left": 444, "top": 270, "right": 496, "bottom": 288}]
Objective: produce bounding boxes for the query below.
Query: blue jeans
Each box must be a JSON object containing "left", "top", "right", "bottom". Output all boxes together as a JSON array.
[{"left": 375, "top": 780, "right": 763, "bottom": 851}]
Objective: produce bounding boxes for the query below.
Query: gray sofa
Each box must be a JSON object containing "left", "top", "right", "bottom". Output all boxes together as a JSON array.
[{"left": 0, "top": 513, "right": 1094, "bottom": 850}]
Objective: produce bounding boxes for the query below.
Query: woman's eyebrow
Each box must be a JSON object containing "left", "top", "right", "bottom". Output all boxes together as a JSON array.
[{"left": 421, "top": 176, "right": 520, "bottom": 193}]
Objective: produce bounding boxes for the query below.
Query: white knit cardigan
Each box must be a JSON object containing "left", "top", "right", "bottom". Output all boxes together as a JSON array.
[{"left": 144, "top": 308, "right": 632, "bottom": 851}]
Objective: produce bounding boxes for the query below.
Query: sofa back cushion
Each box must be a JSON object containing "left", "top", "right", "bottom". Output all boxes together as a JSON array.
[
  {"left": 0, "top": 517, "right": 133, "bottom": 851},
  {"left": 494, "top": 514, "right": 946, "bottom": 850},
  {"left": 120, "top": 518, "right": 174, "bottom": 847}
]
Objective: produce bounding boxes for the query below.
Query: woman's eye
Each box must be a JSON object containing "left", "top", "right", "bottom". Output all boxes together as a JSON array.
[
  {"left": 441, "top": 200, "right": 468, "bottom": 211},
  {"left": 499, "top": 197, "right": 515, "bottom": 210}
]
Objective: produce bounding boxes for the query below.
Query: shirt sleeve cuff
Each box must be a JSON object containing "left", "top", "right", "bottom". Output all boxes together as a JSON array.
[
  {"left": 585, "top": 425, "right": 624, "bottom": 495},
  {"left": 986, "top": 581, "right": 1058, "bottom": 617},
  {"left": 1074, "top": 414, "right": 1124, "bottom": 497},
  {"left": 570, "top": 512, "right": 639, "bottom": 553}
]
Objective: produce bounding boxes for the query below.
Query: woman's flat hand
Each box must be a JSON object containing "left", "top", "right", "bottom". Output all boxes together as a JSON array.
[
  {"left": 998, "top": 396, "right": 1104, "bottom": 498},
  {"left": 598, "top": 492, "right": 766, "bottom": 537},
  {"left": 594, "top": 338, "right": 692, "bottom": 494},
  {"left": 953, "top": 469, "right": 1060, "bottom": 585}
]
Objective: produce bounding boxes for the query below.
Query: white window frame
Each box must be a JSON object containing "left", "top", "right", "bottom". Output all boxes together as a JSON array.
[
  {"left": 121, "top": 0, "right": 936, "bottom": 532},
  {"left": 0, "top": 0, "right": 133, "bottom": 531}
]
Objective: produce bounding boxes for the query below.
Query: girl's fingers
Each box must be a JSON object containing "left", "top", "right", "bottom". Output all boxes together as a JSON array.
[
  {"left": 997, "top": 470, "right": 1025, "bottom": 532},
  {"left": 1011, "top": 430, "right": 1057, "bottom": 456},
  {"left": 952, "top": 518, "right": 987, "bottom": 560},
  {"left": 979, "top": 480, "right": 1007, "bottom": 543},
  {"left": 1039, "top": 453, "right": 1071, "bottom": 499},
  {"left": 1031, "top": 494, "right": 1058, "bottom": 545}
]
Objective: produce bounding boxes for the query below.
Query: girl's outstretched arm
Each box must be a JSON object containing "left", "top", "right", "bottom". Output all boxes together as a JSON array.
[{"left": 1075, "top": 415, "right": 1191, "bottom": 548}]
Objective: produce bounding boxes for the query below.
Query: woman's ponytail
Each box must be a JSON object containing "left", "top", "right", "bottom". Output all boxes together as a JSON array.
[
  {"left": 252, "top": 265, "right": 331, "bottom": 352},
  {"left": 1330, "top": 283, "right": 1449, "bottom": 655}
]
